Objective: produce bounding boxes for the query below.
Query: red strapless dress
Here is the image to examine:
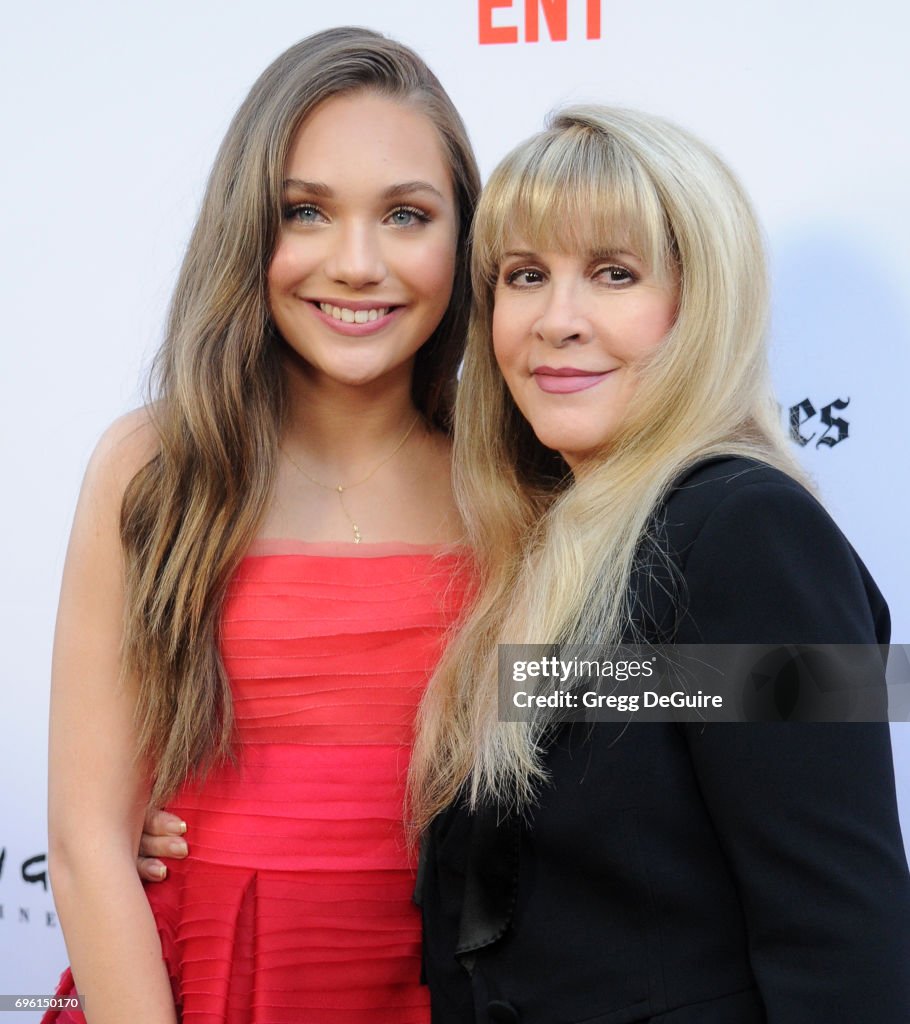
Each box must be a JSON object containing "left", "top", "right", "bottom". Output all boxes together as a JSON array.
[{"left": 45, "top": 541, "right": 472, "bottom": 1024}]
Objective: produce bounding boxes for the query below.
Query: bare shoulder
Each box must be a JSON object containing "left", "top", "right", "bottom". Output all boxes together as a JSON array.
[
  {"left": 85, "top": 407, "right": 160, "bottom": 497},
  {"left": 65, "top": 408, "right": 161, "bottom": 563}
]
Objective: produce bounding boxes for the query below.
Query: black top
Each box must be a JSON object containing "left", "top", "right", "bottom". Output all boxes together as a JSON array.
[{"left": 419, "top": 458, "right": 910, "bottom": 1024}]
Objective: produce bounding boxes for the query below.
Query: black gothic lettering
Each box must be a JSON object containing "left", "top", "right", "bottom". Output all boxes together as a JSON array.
[
  {"left": 789, "top": 398, "right": 816, "bottom": 446},
  {"left": 817, "top": 397, "right": 850, "bottom": 448}
]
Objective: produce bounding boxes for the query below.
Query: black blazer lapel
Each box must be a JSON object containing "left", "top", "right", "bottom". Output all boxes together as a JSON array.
[{"left": 455, "top": 802, "right": 521, "bottom": 964}]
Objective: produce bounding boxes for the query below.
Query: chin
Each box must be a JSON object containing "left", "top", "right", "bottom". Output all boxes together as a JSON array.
[
  {"left": 320, "top": 358, "right": 393, "bottom": 388},
  {"left": 534, "top": 429, "right": 595, "bottom": 458}
]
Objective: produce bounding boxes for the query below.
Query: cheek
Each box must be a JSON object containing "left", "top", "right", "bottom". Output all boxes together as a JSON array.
[
  {"left": 266, "top": 241, "right": 298, "bottom": 299},
  {"left": 491, "top": 303, "right": 515, "bottom": 373},
  {"left": 651, "top": 288, "right": 679, "bottom": 340},
  {"left": 651, "top": 303, "right": 677, "bottom": 341},
  {"left": 410, "top": 232, "right": 458, "bottom": 306},
  {"left": 626, "top": 296, "right": 678, "bottom": 359}
]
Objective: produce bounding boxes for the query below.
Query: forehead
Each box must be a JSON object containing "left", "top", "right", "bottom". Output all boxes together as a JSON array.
[{"left": 284, "top": 91, "right": 454, "bottom": 200}]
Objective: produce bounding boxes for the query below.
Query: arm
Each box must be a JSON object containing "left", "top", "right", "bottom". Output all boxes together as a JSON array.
[
  {"left": 48, "top": 413, "right": 178, "bottom": 1024},
  {"left": 677, "top": 479, "right": 910, "bottom": 1022}
]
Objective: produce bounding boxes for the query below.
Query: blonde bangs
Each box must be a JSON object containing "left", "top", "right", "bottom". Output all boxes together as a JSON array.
[{"left": 473, "top": 117, "right": 674, "bottom": 291}]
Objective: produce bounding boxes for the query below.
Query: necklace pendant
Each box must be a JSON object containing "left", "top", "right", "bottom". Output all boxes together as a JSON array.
[{"left": 281, "top": 413, "right": 420, "bottom": 549}]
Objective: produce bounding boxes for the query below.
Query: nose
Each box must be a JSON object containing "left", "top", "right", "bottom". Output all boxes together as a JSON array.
[
  {"left": 533, "top": 282, "right": 592, "bottom": 347},
  {"left": 324, "top": 221, "right": 387, "bottom": 289}
]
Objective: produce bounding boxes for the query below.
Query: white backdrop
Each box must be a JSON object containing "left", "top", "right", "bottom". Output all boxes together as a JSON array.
[{"left": 2, "top": 0, "right": 908, "bottom": 1004}]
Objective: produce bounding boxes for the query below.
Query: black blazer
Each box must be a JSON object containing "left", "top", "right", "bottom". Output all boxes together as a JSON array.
[{"left": 419, "top": 458, "right": 910, "bottom": 1024}]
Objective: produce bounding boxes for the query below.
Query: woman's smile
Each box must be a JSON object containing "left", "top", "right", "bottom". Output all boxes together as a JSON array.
[
  {"left": 532, "top": 365, "right": 616, "bottom": 393},
  {"left": 268, "top": 91, "right": 458, "bottom": 389},
  {"left": 493, "top": 245, "right": 677, "bottom": 466},
  {"left": 305, "top": 298, "right": 403, "bottom": 336}
]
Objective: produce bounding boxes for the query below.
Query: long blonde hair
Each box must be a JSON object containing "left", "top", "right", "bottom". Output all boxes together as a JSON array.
[
  {"left": 121, "top": 28, "right": 480, "bottom": 804},
  {"left": 409, "top": 106, "right": 806, "bottom": 828}
]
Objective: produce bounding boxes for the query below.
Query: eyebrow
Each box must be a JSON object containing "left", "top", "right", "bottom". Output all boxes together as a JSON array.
[
  {"left": 282, "top": 178, "right": 446, "bottom": 202},
  {"left": 382, "top": 180, "right": 446, "bottom": 202},
  {"left": 500, "top": 248, "right": 641, "bottom": 262},
  {"left": 282, "top": 179, "right": 332, "bottom": 197}
]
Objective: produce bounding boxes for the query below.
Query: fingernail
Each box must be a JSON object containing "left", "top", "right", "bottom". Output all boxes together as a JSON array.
[
  {"left": 169, "top": 839, "right": 188, "bottom": 856},
  {"left": 175, "top": 820, "right": 187, "bottom": 835},
  {"left": 155, "top": 864, "right": 167, "bottom": 880}
]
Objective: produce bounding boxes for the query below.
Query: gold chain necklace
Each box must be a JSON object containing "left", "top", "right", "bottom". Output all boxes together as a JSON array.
[{"left": 282, "top": 414, "right": 421, "bottom": 544}]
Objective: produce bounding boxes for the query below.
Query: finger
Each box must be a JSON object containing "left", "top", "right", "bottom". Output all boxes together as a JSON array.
[
  {"left": 138, "top": 834, "right": 189, "bottom": 859},
  {"left": 137, "top": 857, "right": 168, "bottom": 883},
  {"left": 143, "top": 807, "right": 187, "bottom": 836}
]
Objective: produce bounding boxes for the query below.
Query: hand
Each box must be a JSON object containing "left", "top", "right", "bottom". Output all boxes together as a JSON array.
[{"left": 137, "top": 808, "right": 188, "bottom": 882}]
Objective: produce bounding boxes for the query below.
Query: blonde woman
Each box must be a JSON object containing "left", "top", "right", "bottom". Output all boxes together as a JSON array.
[
  {"left": 45, "top": 28, "right": 479, "bottom": 1024},
  {"left": 410, "top": 108, "right": 910, "bottom": 1023}
]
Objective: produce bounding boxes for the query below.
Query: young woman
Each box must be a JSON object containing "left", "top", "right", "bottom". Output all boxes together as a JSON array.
[
  {"left": 409, "top": 107, "right": 910, "bottom": 1023},
  {"left": 46, "top": 27, "right": 479, "bottom": 1024}
]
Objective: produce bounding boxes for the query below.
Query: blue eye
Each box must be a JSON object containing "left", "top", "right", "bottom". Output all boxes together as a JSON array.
[
  {"left": 387, "top": 206, "right": 429, "bottom": 227},
  {"left": 284, "top": 203, "right": 324, "bottom": 224}
]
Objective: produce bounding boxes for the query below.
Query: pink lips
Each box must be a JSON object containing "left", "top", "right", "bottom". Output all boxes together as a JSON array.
[{"left": 533, "top": 366, "right": 613, "bottom": 394}]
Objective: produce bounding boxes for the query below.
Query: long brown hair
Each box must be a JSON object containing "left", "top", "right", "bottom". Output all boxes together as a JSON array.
[{"left": 122, "top": 28, "right": 480, "bottom": 803}]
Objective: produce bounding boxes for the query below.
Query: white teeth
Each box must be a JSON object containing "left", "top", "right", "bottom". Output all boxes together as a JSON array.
[{"left": 319, "top": 302, "right": 389, "bottom": 323}]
